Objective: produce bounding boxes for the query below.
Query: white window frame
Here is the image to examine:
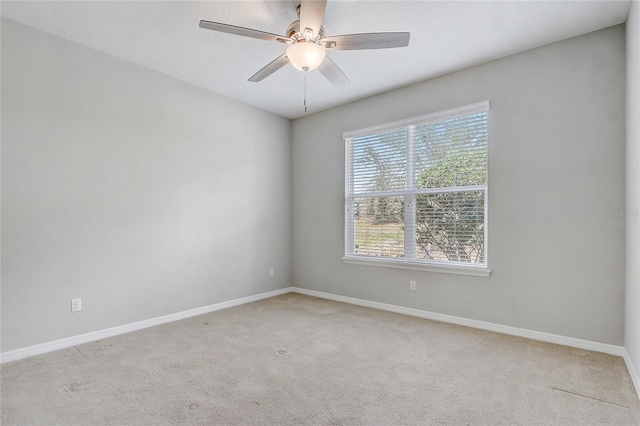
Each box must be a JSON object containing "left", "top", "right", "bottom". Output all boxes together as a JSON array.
[{"left": 343, "top": 101, "right": 491, "bottom": 277}]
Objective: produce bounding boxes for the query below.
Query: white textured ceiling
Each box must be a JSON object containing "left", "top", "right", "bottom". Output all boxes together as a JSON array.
[{"left": 1, "top": 1, "right": 631, "bottom": 119}]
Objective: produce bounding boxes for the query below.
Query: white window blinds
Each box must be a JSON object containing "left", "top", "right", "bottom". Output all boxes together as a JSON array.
[{"left": 344, "top": 101, "right": 489, "bottom": 269}]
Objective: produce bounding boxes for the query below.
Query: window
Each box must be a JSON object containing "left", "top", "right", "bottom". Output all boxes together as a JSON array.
[{"left": 343, "top": 101, "right": 490, "bottom": 276}]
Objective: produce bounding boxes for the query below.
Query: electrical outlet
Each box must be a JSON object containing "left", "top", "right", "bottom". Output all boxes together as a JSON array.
[
  {"left": 409, "top": 280, "right": 417, "bottom": 291},
  {"left": 71, "top": 298, "right": 82, "bottom": 312},
  {"left": 269, "top": 268, "right": 274, "bottom": 277}
]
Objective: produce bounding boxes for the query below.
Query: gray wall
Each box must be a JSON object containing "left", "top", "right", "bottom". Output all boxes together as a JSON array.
[
  {"left": 292, "top": 26, "right": 626, "bottom": 345},
  {"left": 1, "top": 17, "right": 629, "bottom": 355},
  {"left": 626, "top": 1, "right": 640, "bottom": 380},
  {"left": 1, "top": 18, "right": 292, "bottom": 353}
]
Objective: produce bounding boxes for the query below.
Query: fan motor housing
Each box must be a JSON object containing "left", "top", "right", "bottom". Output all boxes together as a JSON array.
[{"left": 286, "top": 20, "right": 325, "bottom": 40}]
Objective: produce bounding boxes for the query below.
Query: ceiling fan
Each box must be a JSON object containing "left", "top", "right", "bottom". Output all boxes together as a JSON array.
[{"left": 199, "top": 0, "right": 410, "bottom": 87}]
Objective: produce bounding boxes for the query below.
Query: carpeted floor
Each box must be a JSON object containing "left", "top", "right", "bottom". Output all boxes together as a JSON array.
[{"left": 1, "top": 293, "right": 639, "bottom": 425}]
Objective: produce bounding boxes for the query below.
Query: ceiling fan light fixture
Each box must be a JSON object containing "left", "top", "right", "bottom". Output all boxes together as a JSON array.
[
  {"left": 286, "top": 42, "right": 326, "bottom": 71},
  {"left": 200, "top": 0, "right": 410, "bottom": 85}
]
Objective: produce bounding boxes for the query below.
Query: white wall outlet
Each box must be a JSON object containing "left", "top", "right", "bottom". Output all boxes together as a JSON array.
[
  {"left": 71, "top": 298, "right": 82, "bottom": 312},
  {"left": 269, "top": 268, "right": 275, "bottom": 277},
  {"left": 409, "top": 280, "right": 417, "bottom": 291}
]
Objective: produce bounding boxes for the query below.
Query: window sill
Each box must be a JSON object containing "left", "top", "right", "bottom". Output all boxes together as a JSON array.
[{"left": 341, "top": 256, "right": 491, "bottom": 277}]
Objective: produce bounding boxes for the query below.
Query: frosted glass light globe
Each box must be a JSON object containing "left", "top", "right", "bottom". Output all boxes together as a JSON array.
[{"left": 286, "top": 42, "right": 326, "bottom": 71}]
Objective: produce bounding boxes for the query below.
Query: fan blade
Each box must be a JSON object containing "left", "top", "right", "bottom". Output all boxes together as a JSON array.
[
  {"left": 248, "top": 54, "right": 290, "bottom": 82},
  {"left": 200, "top": 20, "right": 292, "bottom": 44},
  {"left": 322, "top": 32, "right": 410, "bottom": 50},
  {"left": 317, "top": 56, "right": 350, "bottom": 87},
  {"left": 299, "top": 0, "right": 327, "bottom": 37}
]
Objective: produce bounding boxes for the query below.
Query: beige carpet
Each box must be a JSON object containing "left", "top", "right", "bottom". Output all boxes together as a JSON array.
[{"left": 1, "top": 293, "right": 639, "bottom": 425}]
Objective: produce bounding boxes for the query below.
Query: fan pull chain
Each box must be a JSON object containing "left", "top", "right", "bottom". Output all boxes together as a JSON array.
[{"left": 304, "top": 73, "right": 308, "bottom": 113}]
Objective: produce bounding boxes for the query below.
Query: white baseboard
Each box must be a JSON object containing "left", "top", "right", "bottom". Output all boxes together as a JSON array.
[
  {"left": 622, "top": 349, "right": 640, "bottom": 399},
  {"left": 0, "top": 287, "right": 292, "bottom": 364},
  {"left": 290, "top": 287, "right": 626, "bottom": 357},
  {"left": 1, "top": 283, "right": 633, "bottom": 399},
  {"left": 296, "top": 285, "right": 637, "bottom": 400}
]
